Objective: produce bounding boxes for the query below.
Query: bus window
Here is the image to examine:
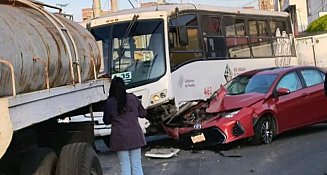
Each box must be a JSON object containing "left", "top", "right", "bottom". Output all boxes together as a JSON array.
[
  {"left": 270, "top": 20, "right": 287, "bottom": 36},
  {"left": 249, "top": 20, "right": 268, "bottom": 36},
  {"left": 91, "top": 25, "right": 111, "bottom": 75},
  {"left": 270, "top": 19, "right": 295, "bottom": 57},
  {"left": 224, "top": 16, "right": 236, "bottom": 36},
  {"left": 170, "top": 14, "right": 198, "bottom": 26},
  {"left": 257, "top": 20, "right": 269, "bottom": 36},
  {"left": 201, "top": 15, "right": 226, "bottom": 58},
  {"left": 207, "top": 37, "right": 226, "bottom": 58},
  {"left": 248, "top": 20, "right": 257, "bottom": 36},
  {"left": 226, "top": 37, "right": 250, "bottom": 58},
  {"left": 225, "top": 16, "right": 250, "bottom": 58},
  {"left": 169, "top": 14, "right": 203, "bottom": 68},
  {"left": 251, "top": 37, "right": 273, "bottom": 57},
  {"left": 201, "top": 16, "right": 223, "bottom": 36},
  {"left": 249, "top": 20, "right": 273, "bottom": 57},
  {"left": 92, "top": 19, "right": 166, "bottom": 86},
  {"left": 235, "top": 19, "right": 246, "bottom": 36}
]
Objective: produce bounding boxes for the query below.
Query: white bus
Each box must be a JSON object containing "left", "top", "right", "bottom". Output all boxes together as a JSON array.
[{"left": 88, "top": 4, "right": 297, "bottom": 133}]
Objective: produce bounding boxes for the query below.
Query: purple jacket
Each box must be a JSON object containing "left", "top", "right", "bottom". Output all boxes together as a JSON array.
[{"left": 103, "top": 93, "right": 147, "bottom": 151}]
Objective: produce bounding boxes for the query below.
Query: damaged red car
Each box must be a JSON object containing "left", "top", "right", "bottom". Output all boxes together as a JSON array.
[{"left": 163, "top": 66, "right": 327, "bottom": 147}]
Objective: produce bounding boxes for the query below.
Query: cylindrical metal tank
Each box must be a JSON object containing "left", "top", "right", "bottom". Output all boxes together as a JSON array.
[{"left": 0, "top": 0, "right": 101, "bottom": 97}]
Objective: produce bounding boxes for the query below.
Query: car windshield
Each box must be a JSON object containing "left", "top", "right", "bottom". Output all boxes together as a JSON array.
[
  {"left": 225, "top": 74, "right": 277, "bottom": 95},
  {"left": 91, "top": 19, "right": 165, "bottom": 88}
]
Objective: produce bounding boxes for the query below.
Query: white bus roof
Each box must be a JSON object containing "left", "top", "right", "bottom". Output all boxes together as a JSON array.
[{"left": 98, "top": 3, "right": 289, "bottom": 18}]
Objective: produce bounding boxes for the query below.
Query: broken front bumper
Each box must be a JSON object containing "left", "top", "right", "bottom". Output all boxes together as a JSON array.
[
  {"left": 178, "top": 127, "right": 226, "bottom": 147},
  {"left": 163, "top": 108, "right": 255, "bottom": 147}
]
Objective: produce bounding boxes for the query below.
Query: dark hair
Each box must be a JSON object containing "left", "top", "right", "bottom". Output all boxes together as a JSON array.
[{"left": 109, "top": 77, "right": 127, "bottom": 114}]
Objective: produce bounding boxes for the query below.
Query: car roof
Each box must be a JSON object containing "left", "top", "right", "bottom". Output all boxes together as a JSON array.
[{"left": 239, "top": 66, "right": 325, "bottom": 77}]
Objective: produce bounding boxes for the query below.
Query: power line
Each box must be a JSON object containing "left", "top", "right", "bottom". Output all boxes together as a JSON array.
[
  {"left": 127, "top": 0, "right": 135, "bottom": 8},
  {"left": 239, "top": 0, "right": 257, "bottom": 8}
]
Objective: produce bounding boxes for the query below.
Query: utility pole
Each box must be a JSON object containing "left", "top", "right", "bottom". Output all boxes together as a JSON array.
[
  {"left": 111, "top": 0, "right": 118, "bottom": 12},
  {"left": 93, "top": 0, "right": 101, "bottom": 17},
  {"left": 258, "top": 0, "right": 261, "bottom": 9}
]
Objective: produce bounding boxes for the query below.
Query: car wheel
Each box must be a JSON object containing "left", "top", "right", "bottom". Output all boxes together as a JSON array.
[
  {"left": 252, "top": 116, "right": 274, "bottom": 145},
  {"left": 102, "top": 135, "right": 111, "bottom": 149}
]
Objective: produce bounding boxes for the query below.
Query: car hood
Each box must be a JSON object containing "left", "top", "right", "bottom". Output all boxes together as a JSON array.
[{"left": 206, "top": 86, "right": 265, "bottom": 113}]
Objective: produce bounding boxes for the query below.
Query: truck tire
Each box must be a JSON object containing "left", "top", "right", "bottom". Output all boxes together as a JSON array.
[
  {"left": 20, "top": 148, "right": 57, "bottom": 175},
  {"left": 56, "top": 143, "right": 103, "bottom": 175}
]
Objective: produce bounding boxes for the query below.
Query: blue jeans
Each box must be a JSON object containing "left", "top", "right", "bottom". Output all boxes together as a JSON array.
[{"left": 117, "top": 148, "right": 144, "bottom": 175}]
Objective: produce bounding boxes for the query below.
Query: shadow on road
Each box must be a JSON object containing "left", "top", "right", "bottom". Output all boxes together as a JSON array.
[
  {"left": 143, "top": 124, "right": 327, "bottom": 158},
  {"left": 276, "top": 123, "right": 327, "bottom": 141}
]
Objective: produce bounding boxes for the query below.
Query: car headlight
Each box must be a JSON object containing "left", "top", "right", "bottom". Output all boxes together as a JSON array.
[{"left": 222, "top": 110, "right": 240, "bottom": 118}]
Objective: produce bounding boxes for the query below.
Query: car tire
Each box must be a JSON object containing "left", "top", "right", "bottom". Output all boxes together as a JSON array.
[
  {"left": 20, "top": 148, "right": 57, "bottom": 175},
  {"left": 102, "top": 135, "right": 111, "bottom": 149},
  {"left": 56, "top": 143, "right": 103, "bottom": 175},
  {"left": 252, "top": 116, "right": 274, "bottom": 145}
]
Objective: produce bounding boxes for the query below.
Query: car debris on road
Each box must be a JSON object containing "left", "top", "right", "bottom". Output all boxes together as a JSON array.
[{"left": 145, "top": 148, "right": 180, "bottom": 158}]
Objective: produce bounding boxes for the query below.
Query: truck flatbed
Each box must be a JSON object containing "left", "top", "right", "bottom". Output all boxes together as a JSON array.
[
  {"left": 8, "top": 79, "right": 109, "bottom": 131},
  {"left": 0, "top": 79, "right": 109, "bottom": 158}
]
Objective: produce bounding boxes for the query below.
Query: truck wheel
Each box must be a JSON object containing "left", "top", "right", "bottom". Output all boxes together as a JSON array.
[
  {"left": 56, "top": 143, "right": 103, "bottom": 175},
  {"left": 20, "top": 148, "right": 57, "bottom": 175},
  {"left": 102, "top": 136, "right": 111, "bottom": 148}
]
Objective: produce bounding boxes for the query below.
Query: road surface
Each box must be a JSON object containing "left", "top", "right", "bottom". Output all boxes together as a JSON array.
[{"left": 96, "top": 123, "right": 327, "bottom": 175}]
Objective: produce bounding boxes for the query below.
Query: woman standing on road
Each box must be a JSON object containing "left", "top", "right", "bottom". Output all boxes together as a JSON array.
[{"left": 103, "top": 76, "right": 147, "bottom": 175}]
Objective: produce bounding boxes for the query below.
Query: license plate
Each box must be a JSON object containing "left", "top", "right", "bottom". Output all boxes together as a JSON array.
[{"left": 191, "top": 133, "right": 206, "bottom": 143}]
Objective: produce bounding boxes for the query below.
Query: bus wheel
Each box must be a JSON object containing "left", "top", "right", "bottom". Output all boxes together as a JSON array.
[
  {"left": 20, "top": 148, "right": 57, "bottom": 175},
  {"left": 102, "top": 136, "right": 111, "bottom": 148},
  {"left": 56, "top": 143, "right": 103, "bottom": 175}
]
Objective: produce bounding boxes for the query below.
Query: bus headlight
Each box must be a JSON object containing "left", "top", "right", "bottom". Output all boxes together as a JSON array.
[
  {"left": 150, "top": 90, "right": 167, "bottom": 105},
  {"left": 153, "top": 95, "right": 160, "bottom": 102}
]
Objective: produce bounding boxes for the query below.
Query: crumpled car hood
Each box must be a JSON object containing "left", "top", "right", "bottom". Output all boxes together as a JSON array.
[{"left": 206, "top": 86, "right": 265, "bottom": 113}]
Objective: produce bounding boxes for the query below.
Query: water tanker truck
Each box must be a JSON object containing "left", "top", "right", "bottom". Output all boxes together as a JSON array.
[{"left": 0, "top": 0, "right": 109, "bottom": 174}]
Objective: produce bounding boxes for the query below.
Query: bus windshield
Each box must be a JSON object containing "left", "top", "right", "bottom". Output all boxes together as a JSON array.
[{"left": 91, "top": 19, "right": 166, "bottom": 87}]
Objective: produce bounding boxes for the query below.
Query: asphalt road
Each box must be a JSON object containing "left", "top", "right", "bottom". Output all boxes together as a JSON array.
[{"left": 96, "top": 123, "right": 327, "bottom": 175}]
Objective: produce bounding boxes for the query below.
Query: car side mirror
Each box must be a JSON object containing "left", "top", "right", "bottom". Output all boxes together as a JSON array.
[{"left": 276, "top": 88, "right": 290, "bottom": 96}]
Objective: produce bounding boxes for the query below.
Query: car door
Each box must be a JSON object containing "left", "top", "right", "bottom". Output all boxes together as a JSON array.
[
  {"left": 273, "top": 71, "right": 308, "bottom": 132},
  {"left": 298, "top": 68, "right": 327, "bottom": 124}
]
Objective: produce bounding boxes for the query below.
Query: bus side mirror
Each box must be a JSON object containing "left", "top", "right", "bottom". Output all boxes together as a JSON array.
[{"left": 179, "top": 25, "right": 188, "bottom": 46}]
